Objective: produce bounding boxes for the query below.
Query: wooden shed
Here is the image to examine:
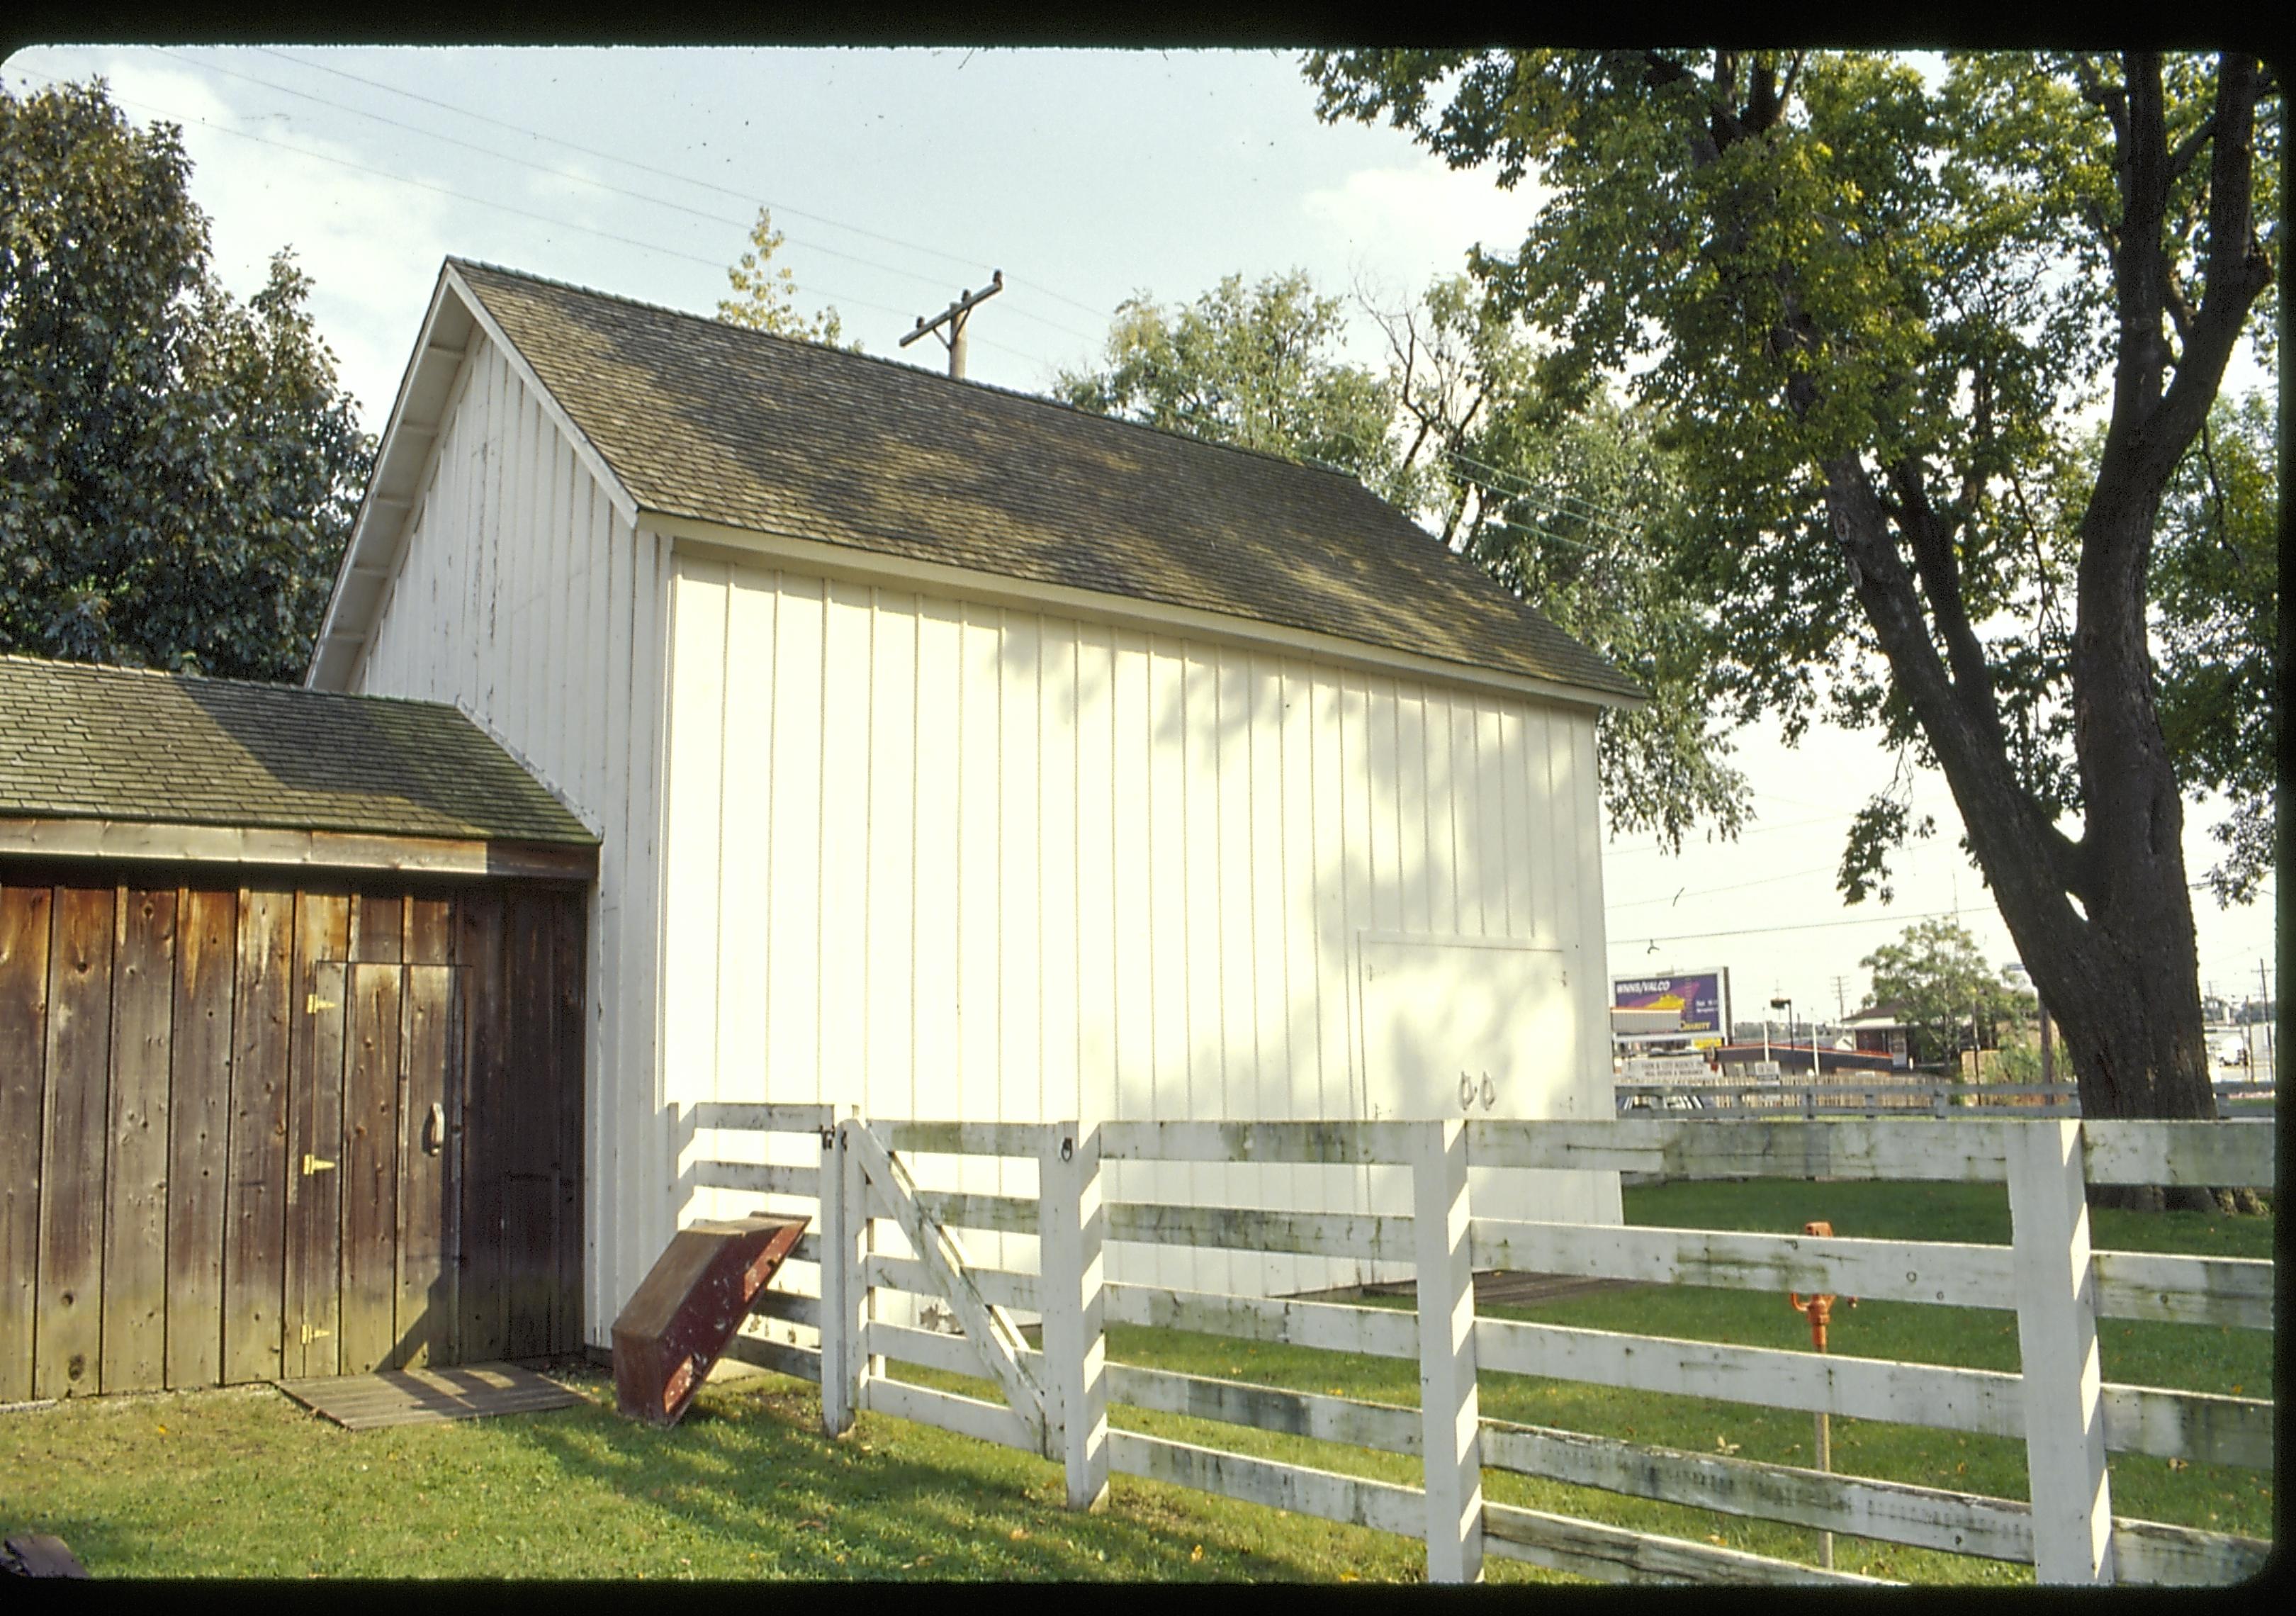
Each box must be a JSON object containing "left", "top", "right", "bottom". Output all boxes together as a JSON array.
[
  {"left": 306, "top": 259, "right": 1647, "bottom": 1321},
  {"left": 0, "top": 655, "right": 597, "bottom": 1399}
]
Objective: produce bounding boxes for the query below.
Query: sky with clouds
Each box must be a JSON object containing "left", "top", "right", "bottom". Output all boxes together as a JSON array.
[{"left": 3, "top": 43, "right": 2275, "bottom": 1031}]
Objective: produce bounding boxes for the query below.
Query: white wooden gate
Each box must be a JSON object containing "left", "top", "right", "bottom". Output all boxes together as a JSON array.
[{"left": 818, "top": 1118, "right": 1109, "bottom": 1512}]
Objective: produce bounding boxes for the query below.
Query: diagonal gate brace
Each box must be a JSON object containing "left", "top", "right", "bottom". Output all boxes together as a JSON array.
[
  {"left": 613, "top": 1213, "right": 809, "bottom": 1427},
  {"left": 842, "top": 1121, "right": 1047, "bottom": 1448}
]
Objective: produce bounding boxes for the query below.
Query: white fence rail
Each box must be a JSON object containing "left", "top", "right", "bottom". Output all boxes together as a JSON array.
[{"left": 688, "top": 1104, "right": 2273, "bottom": 1587}]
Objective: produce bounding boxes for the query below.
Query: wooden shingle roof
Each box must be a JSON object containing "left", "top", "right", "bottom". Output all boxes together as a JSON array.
[
  {"left": 446, "top": 259, "right": 1644, "bottom": 702},
  {"left": 0, "top": 655, "right": 595, "bottom": 846}
]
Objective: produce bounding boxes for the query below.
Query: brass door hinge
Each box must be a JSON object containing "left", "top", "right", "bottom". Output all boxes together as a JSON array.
[
  {"left": 300, "top": 1324, "right": 332, "bottom": 1345},
  {"left": 306, "top": 994, "right": 339, "bottom": 1014},
  {"left": 301, "top": 1153, "right": 337, "bottom": 1176}
]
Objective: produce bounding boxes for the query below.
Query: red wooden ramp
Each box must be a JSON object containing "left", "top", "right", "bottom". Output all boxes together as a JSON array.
[{"left": 612, "top": 1213, "right": 809, "bottom": 1427}]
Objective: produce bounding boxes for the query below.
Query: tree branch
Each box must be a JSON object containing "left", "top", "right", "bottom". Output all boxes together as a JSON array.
[
  {"left": 1825, "top": 456, "right": 2086, "bottom": 903},
  {"left": 2164, "top": 112, "right": 2218, "bottom": 186},
  {"left": 2148, "top": 52, "right": 2271, "bottom": 465},
  {"left": 2007, "top": 468, "right": 2067, "bottom": 647},
  {"left": 2071, "top": 54, "right": 2127, "bottom": 142},
  {"left": 1957, "top": 369, "right": 1992, "bottom": 520},
  {"left": 2106, "top": 51, "right": 2173, "bottom": 434},
  {"left": 1708, "top": 50, "right": 1751, "bottom": 147},
  {"left": 2197, "top": 413, "right": 2234, "bottom": 560},
  {"left": 1628, "top": 48, "right": 1746, "bottom": 159},
  {"left": 1778, "top": 50, "right": 1806, "bottom": 120},
  {"left": 2163, "top": 271, "right": 2195, "bottom": 351},
  {"left": 1890, "top": 456, "right": 2005, "bottom": 743}
]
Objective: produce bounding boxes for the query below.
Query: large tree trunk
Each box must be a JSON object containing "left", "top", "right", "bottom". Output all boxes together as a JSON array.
[
  {"left": 1820, "top": 455, "right": 2230, "bottom": 1209},
  {"left": 2049, "top": 479, "right": 2228, "bottom": 1210}
]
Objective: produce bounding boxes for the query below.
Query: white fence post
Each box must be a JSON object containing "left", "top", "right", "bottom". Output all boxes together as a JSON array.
[
  {"left": 1413, "top": 1118, "right": 1484, "bottom": 1583},
  {"left": 849, "top": 1111, "right": 884, "bottom": 1395},
  {"left": 818, "top": 1113, "right": 858, "bottom": 1436},
  {"left": 1039, "top": 1121, "right": 1110, "bottom": 1512},
  {"left": 2005, "top": 1118, "right": 2114, "bottom": 1584}
]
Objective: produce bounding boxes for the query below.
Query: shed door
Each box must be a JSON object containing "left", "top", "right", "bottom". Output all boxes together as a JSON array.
[
  {"left": 1357, "top": 936, "right": 1578, "bottom": 1121},
  {"left": 283, "top": 962, "right": 464, "bottom": 1376},
  {"left": 1357, "top": 934, "right": 1599, "bottom": 1233}
]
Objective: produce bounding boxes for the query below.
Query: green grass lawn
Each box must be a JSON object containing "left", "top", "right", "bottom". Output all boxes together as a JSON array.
[{"left": 0, "top": 1177, "right": 2271, "bottom": 1582}]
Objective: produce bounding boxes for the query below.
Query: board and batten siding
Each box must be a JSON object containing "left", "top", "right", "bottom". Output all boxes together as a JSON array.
[
  {"left": 341, "top": 330, "right": 672, "bottom": 1345},
  {"left": 662, "top": 554, "right": 1620, "bottom": 1299}
]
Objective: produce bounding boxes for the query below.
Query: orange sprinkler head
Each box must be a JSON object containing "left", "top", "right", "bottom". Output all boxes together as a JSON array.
[{"left": 1789, "top": 1221, "right": 1839, "bottom": 1350}]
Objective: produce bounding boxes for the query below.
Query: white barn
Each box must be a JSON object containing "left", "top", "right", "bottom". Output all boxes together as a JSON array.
[{"left": 307, "top": 258, "right": 1645, "bottom": 1340}]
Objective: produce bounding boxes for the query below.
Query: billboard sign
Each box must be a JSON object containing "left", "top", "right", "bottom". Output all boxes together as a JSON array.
[{"left": 1611, "top": 968, "right": 1730, "bottom": 1049}]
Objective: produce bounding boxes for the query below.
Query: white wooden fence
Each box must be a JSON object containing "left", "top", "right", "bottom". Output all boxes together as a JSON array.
[
  {"left": 1616, "top": 1080, "right": 2274, "bottom": 1118},
  {"left": 686, "top": 1108, "right": 2273, "bottom": 1587},
  {"left": 1616, "top": 1080, "right": 2081, "bottom": 1116}
]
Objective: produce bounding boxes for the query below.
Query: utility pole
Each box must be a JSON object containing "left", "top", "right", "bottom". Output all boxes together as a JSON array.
[
  {"left": 899, "top": 270, "right": 1004, "bottom": 380},
  {"left": 2261, "top": 960, "right": 2276, "bottom": 1069}
]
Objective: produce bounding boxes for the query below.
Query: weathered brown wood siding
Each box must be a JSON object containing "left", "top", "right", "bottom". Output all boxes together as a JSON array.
[
  {"left": 165, "top": 885, "right": 235, "bottom": 1388},
  {"left": 0, "top": 885, "right": 53, "bottom": 1399},
  {"left": 0, "top": 865, "right": 585, "bottom": 1397}
]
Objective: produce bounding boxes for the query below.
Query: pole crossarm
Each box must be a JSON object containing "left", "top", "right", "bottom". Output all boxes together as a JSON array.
[{"left": 899, "top": 271, "right": 1004, "bottom": 378}]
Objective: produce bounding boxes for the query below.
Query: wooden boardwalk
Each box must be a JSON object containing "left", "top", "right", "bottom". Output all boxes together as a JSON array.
[{"left": 277, "top": 1362, "right": 580, "bottom": 1430}]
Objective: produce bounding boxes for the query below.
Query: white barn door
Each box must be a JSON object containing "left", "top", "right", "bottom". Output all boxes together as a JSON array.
[{"left": 1358, "top": 934, "right": 1609, "bottom": 1280}]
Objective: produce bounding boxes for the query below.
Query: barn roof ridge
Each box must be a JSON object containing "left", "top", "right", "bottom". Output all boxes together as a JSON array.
[
  {"left": 0, "top": 649, "right": 465, "bottom": 712},
  {"left": 441, "top": 254, "right": 1372, "bottom": 486},
  {"left": 353, "top": 257, "right": 1646, "bottom": 704}
]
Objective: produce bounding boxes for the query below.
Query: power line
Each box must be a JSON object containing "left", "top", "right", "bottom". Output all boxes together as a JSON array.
[
  {"left": 2, "top": 61, "right": 1061, "bottom": 372},
  {"left": 245, "top": 45, "right": 1121, "bottom": 327},
  {"left": 1607, "top": 860, "right": 1845, "bottom": 912},
  {"left": 1451, "top": 451, "right": 1644, "bottom": 537},
  {"left": 1305, "top": 420, "right": 1658, "bottom": 548},
  {"left": 1610, "top": 906, "right": 1969, "bottom": 947},
  {"left": 1465, "top": 504, "right": 1604, "bottom": 558},
  {"left": 153, "top": 46, "right": 1098, "bottom": 345},
  {"left": 1445, "top": 447, "right": 1649, "bottom": 539},
  {"left": 1758, "top": 790, "right": 1872, "bottom": 817},
  {"left": 1605, "top": 807, "right": 1853, "bottom": 856},
  {"left": 1446, "top": 467, "right": 1663, "bottom": 563},
  {"left": 130, "top": 47, "right": 1100, "bottom": 349},
  {"left": 7, "top": 64, "right": 748, "bottom": 276}
]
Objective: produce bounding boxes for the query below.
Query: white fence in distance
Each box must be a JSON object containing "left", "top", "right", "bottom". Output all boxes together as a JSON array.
[
  {"left": 687, "top": 1107, "right": 2273, "bottom": 1587},
  {"left": 1616, "top": 1080, "right": 2081, "bottom": 1117}
]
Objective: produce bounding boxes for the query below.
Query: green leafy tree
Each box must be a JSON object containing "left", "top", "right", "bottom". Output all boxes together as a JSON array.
[
  {"left": 1366, "top": 274, "right": 1749, "bottom": 850},
  {"left": 2151, "top": 390, "right": 2276, "bottom": 904},
  {"left": 1861, "top": 917, "right": 2030, "bottom": 1075},
  {"left": 1306, "top": 50, "right": 2278, "bottom": 1173},
  {"left": 1061, "top": 268, "right": 1749, "bottom": 851},
  {"left": 1994, "top": 1033, "right": 2044, "bottom": 1087},
  {"left": 0, "top": 78, "right": 372, "bottom": 681},
  {"left": 716, "top": 206, "right": 852, "bottom": 349},
  {"left": 1055, "top": 270, "right": 1402, "bottom": 491}
]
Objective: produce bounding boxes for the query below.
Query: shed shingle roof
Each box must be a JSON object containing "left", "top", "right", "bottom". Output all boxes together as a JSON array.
[
  {"left": 0, "top": 656, "right": 595, "bottom": 845},
  {"left": 447, "top": 259, "right": 1643, "bottom": 701}
]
